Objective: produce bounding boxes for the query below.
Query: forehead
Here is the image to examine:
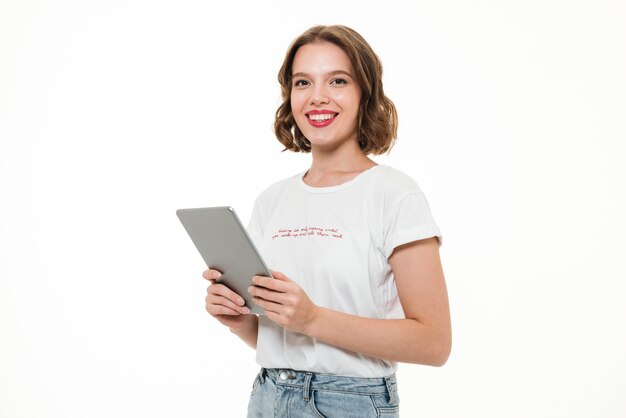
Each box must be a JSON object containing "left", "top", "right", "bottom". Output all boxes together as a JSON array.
[{"left": 292, "top": 41, "right": 353, "bottom": 74}]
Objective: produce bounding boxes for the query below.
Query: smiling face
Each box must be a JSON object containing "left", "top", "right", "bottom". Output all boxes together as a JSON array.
[{"left": 290, "top": 42, "right": 361, "bottom": 152}]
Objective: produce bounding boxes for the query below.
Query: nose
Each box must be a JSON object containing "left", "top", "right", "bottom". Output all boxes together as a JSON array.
[{"left": 310, "top": 85, "right": 330, "bottom": 105}]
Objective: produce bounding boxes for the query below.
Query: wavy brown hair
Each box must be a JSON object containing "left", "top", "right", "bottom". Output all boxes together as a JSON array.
[{"left": 274, "top": 25, "right": 398, "bottom": 155}]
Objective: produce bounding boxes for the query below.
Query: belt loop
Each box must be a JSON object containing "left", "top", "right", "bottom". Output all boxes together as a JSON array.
[
  {"left": 258, "top": 367, "right": 266, "bottom": 384},
  {"left": 384, "top": 376, "right": 396, "bottom": 404},
  {"left": 303, "top": 372, "right": 313, "bottom": 401}
]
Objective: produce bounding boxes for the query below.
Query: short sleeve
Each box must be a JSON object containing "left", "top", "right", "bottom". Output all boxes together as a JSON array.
[{"left": 383, "top": 191, "right": 441, "bottom": 258}]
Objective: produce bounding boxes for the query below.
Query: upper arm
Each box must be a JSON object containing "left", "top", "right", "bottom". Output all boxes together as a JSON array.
[{"left": 388, "top": 237, "right": 451, "bottom": 338}]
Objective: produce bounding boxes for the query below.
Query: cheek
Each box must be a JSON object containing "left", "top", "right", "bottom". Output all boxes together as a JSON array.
[
  {"left": 290, "top": 92, "right": 304, "bottom": 113},
  {"left": 334, "top": 91, "right": 360, "bottom": 112}
]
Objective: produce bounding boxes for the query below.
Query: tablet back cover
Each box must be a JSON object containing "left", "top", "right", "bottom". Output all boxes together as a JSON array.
[{"left": 176, "top": 206, "right": 271, "bottom": 314}]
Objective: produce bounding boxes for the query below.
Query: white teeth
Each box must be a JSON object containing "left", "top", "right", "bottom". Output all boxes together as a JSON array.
[{"left": 308, "top": 113, "right": 336, "bottom": 121}]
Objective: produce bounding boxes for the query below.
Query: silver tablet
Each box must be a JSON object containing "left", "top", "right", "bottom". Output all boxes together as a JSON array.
[{"left": 176, "top": 206, "right": 272, "bottom": 315}]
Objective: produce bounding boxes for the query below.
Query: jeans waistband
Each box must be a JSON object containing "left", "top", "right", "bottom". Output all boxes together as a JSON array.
[{"left": 260, "top": 367, "right": 397, "bottom": 402}]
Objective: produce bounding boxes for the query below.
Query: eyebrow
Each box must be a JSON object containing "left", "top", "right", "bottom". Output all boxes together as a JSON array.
[{"left": 292, "top": 70, "right": 355, "bottom": 79}]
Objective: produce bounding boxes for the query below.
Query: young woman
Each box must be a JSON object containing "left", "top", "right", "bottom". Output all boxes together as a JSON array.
[{"left": 203, "top": 25, "right": 451, "bottom": 418}]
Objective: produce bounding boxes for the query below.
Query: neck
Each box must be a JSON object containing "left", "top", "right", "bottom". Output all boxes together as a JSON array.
[
  {"left": 308, "top": 140, "right": 374, "bottom": 175},
  {"left": 303, "top": 140, "right": 377, "bottom": 188}
]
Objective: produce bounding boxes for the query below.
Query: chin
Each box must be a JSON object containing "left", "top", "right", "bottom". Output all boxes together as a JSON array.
[{"left": 308, "top": 138, "right": 340, "bottom": 149}]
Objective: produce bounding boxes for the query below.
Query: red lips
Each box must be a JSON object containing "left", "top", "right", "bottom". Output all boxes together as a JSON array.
[{"left": 306, "top": 110, "right": 338, "bottom": 128}]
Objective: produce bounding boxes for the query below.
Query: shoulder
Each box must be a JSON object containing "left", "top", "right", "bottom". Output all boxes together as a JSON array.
[{"left": 369, "top": 165, "right": 424, "bottom": 202}]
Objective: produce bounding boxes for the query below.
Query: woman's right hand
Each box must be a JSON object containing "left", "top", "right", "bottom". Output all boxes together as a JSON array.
[{"left": 202, "top": 269, "right": 254, "bottom": 330}]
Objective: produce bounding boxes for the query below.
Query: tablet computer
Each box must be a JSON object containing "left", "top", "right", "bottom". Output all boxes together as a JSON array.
[{"left": 176, "top": 206, "right": 272, "bottom": 315}]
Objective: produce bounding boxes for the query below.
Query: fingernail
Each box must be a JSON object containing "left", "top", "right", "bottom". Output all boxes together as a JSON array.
[
  {"left": 213, "top": 272, "right": 221, "bottom": 279},
  {"left": 238, "top": 297, "right": 245, "bottom": 306},
  {"left": 242, "top": 307, "right": 250, "bottom": 314}
]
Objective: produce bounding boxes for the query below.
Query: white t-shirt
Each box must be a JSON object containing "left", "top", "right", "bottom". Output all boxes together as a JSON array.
[{"left": 246, "top": 165, "right": 441, "bottom": 378}]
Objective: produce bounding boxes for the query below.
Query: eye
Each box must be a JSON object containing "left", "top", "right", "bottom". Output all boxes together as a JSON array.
[
  {"left": 293, "top": 79, "right": 309, "bottom": 87},
  {"left": 331, "top": 78, "right": 348, "bottom": 85}
]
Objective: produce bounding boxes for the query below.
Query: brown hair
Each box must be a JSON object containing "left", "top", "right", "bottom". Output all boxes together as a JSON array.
[{"left": 274, "top": 25, "right": 398, "bottom": 155}]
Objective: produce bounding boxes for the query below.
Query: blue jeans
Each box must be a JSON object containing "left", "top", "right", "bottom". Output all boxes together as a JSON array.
[{"left": 247, "top": 368, "right": 400, "bottom": 418}]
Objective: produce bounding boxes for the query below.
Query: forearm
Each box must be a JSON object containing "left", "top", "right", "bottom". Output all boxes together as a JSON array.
[
  {"left": 229, "top": 315, "right": 259, "bottom": 349},
  {"left": 306, "top": 307, "right": 451, "bottom": 366}
]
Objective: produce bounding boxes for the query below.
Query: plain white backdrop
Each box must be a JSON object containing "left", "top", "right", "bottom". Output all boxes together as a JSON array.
[{"left": 1, "top": 1, "right": 625, "bottom": 417}]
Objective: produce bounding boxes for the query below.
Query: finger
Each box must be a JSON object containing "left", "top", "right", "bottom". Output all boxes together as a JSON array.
[
  {"left": 252, "top": 275, "right": 289, "bottom": 291},
  {"left": 265, "top": 310, "right": 279, "bottom": 324},
  {"left": 248, "top": 285, "right": 287, "bottom": 305},
  {"left": 207, "top": 293, "right": 250, "bottom": 314},
  {"left": 206, "top": 303, "right": 244, "bottom": 317},
  {"left": 202, "top": 269, "right": 222, "bottom": 281},
  {"left": 208, "top": 283, "right": 246, "bottom": 307},
  {"left": 251, "top": 295, "right": 284, "bottom": 314},
  {"left": 264, "top": 309, "right": 287, "bottom": 327},
  {"left": 269, "top": 270, "right": 290, "bottom": 281}
]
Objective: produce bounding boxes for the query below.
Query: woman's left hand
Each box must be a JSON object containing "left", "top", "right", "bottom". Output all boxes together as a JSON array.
[{"left": 249, "top": 270, "right": 318, "bottom": 335}]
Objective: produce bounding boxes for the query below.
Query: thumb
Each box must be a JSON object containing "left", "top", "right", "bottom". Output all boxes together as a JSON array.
[{"left": 269, "top": 270, "right": 290, "bottom": 282}]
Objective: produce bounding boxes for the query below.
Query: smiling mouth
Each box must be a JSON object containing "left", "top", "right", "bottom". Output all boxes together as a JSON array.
[
  {"left": 307, "top": 113, "right": 338, "bottom": 122},
  {"left": 306, "top": 112, "right": 338, "bottom": 127}
]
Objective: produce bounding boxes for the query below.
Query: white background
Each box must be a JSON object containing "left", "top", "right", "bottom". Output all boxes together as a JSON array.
[{"left": 1, "top": 1, "right": 625, "bottom": 417}]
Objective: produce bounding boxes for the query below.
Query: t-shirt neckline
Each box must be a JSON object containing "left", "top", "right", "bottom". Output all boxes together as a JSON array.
[{"left": 297, "top": 164, "right": 382, "bottom": 194}]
